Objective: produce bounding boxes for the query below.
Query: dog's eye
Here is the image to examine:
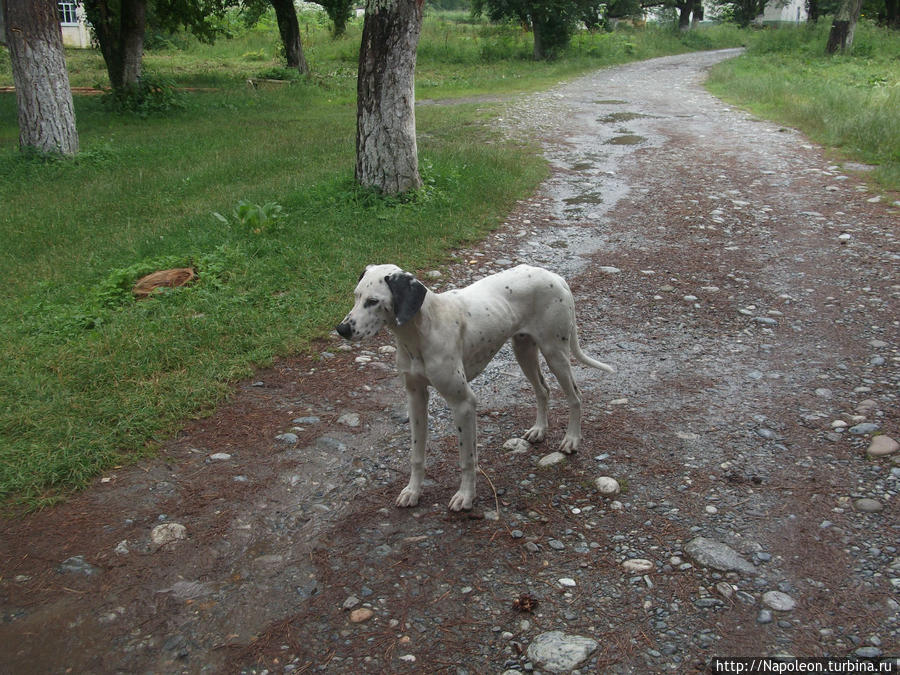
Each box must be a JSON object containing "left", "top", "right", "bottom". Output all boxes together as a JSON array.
[{"left": 364, "top": 298, "right": 379, "bottom": 308}]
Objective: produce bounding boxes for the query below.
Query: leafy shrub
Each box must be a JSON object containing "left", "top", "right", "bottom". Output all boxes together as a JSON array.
[
  {"left": 254, "top": 66, "right": 302, "bottom": 81},
  {"left": 213, "top": 200, "right": 287, "bottom": 234},
  {"left": 101, "top": 73, "right": 183, "bottom": 116}
]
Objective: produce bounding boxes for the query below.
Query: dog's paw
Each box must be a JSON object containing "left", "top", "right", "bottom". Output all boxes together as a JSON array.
[
  {"left": 523, "top": 425, "right": 547, "bottom": 443},
  {"left": 559, "top": 434, "right": 581, "bottom": 454},
  {"left": 396, "top": 485, "right": 421, "bottom": 508},
  {"left": 448, "top": 489, "right": 474, "bottom": 512}
]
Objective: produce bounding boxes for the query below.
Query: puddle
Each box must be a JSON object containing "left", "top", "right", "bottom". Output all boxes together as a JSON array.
[
  {"left": 563, "top": 192, "right": 604, "bottom": 205},
  {"left": 548, "top": 240, "right": 569, "bottom": 248},
  {"left": 606, "top": 134, "right": 645, "bottom": 145},
  {"left": 599, "top": 112, "right": 647, "bottom": 124},
  {"left": 595, "top": 99, "right": 627, "bottom": 105},
  {"left": 570, "top": 161, "right": 594, "bottom": 171}
]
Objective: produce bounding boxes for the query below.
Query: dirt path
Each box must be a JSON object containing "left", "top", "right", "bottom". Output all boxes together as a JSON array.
[{"left": 2, "top": 50, "right": 898, "bottom": 674}]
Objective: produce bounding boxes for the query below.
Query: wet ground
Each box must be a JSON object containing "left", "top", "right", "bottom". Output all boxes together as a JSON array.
[{"left": 1, "top": 50, "right": 898, "bottom": 674}]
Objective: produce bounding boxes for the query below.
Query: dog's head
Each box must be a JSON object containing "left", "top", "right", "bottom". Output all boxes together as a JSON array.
[{"left": 335, "top": 264, "right": 428, "bottom": 340}]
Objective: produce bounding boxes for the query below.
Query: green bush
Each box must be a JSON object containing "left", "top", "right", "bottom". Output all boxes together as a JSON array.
[{"left": 100, "top": 73, "right": 184, "bottom": 115}]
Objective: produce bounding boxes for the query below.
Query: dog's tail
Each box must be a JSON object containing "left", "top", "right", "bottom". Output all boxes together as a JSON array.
[{"left": 570, "top": 324, "right": 615, "bottom": 374}]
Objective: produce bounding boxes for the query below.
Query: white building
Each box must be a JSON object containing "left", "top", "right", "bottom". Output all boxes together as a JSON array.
[
  {"left": 58, "top": 1, "right": 92, "bottom": 48},
  {"left": 759, "top": 0, "right": 808, "bottom": 23}
]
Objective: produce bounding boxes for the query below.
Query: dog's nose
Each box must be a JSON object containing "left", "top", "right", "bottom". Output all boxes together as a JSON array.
[{"left": 335, "top": 322, "right": 353, "bottom": 339}]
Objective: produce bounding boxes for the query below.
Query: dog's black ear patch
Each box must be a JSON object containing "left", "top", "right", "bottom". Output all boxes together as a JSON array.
[{"left": 385, "top": 272, "right": 427, "bottom": 326}]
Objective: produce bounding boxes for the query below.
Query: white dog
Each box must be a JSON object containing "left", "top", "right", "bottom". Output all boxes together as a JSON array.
[{"left": 336, "top": 264, "right": 614, "bottom": 511}]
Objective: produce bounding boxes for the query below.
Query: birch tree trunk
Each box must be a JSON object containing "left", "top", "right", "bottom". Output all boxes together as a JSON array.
[
  {"left": 355, "top": 0, "right": 423, "bottom": 195},
  {"left": 826, "top": 0, "right": 864, "bottom": 53},
  {"left": 2, "top": 0, "right": 79, "bottom": 155}
]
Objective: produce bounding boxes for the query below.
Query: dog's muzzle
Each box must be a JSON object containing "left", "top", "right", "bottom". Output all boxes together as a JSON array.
[{"left": 335, "top": 322, "right": 353, "bottom": 339}]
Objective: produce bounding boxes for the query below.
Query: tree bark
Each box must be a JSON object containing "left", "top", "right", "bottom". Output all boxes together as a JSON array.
[
  {"left": 82, "top": 0, "right": 146, "bottom": 89},
  {"left": 271, "top": 0, "right": 309, "bottom": 75},
  {"left": 677, "top": 0, "right": 692, "bottom": 30},
  {"left": 807, "top": 0, "right": 819, "bottom": 23},
  {"left": 826, "top": 0, "right": 864, "bottom": 53},
  {"left": 2, "top": 0, "right": 79, "bottom": 155},
  {"left": 884, "top": 0, "right": 899, "bottom": 26},
  {"left": 691, "top": 0, "right": 704, "bottom": 27},
  {"left": 532, "top": 14, "right": 545, "bottom": 59},
  {"left": 355, "top": 0, "right": 423, "bottom": 195}
]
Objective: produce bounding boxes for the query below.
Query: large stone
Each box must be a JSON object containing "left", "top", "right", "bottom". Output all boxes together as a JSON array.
[
  {"left": 538, "top": 452, "right": 567, "bottom": 467},
  {"left": 503, "top": 438, "right": 531, "bottom": 453},
  {"left": 594, "top": 476, "right": 620, "bottom": 495},
  {"left": 58, "top": 555, "right": 100, "bottom": 576},
  {"left": 151, "top": 523, "right": 187, "bottom": 546},
  {"left": 762, "top": 590, "right": 796, "bottom": 611},
  {"left": 867, "top": 435, "right": 899, "bottom": 457},
  {"left": 526, "top": 631, "right": 599, "bottom": 673},
  {"left": 684, "top": 537, "right": 757, "bottom": 575},
  {"left": 623, "top": 558, "right": 654, "bottom": 573}
]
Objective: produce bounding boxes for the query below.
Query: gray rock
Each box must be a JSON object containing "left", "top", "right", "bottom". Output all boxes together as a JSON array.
[
  {"left": 623, "top": 558, "right": 654, "bottom": 573},
  {"left": 151, "top": 522, "right": 187, "bottom": 546},
  {"left": 594, "top": 476, "right": 620, "bottom": 495},
  {"left": 503, "top": 438, "right": 531, "bottom": 453},
  {"left": 548, "top": 539, "right": 566, "bottom": 550},
  {"left": 762, "top": 590, "right": 796, "bottom": 611},
  {"left": 275, "top": 432, "right": 299, "bottom": 445},
  {"left": 849, "top": 423, "right": 880, "bottom": 435},
  {"left": 854, "top": 498, "right": 883, "bottom": 513},
  {"left": 526, "top": 631, "right": 599, "bottom": 673},
  {"left": 684, "top": 537, "right": 757, "bottom": 575},
  {"left": 315, "top": 437, "right": 347, "bottom": 453},
  {"left": 208, "top": 452, "right": 231, "bottom": 461},
  {"left": 867, "top": 435, "right": 899, "bottom": 457},
  {"left": 292, "top": 416, "right": 320, "bottom": 425},
  {"left": 538, "top": 451, "right": 567, "bottom": 467},
  {"left": 58, "top": 555, "right": 100, "bottom": 576},
  {"left": 337, "top": 412, "right": 361, "bottom": 427},
  {"left": 854, "top": 647, "right": 883, "bottom": 658},
  {"left": 757, "top": 609, "right": 774, "bottom": 624}
]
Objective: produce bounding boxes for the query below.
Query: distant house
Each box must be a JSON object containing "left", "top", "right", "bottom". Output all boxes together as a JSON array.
[
  {"left": 58, "top": 1, "right": 92, "bottom": 48},
  {"left": 759, "top": 0, "right": 808, "bottom": 22}
]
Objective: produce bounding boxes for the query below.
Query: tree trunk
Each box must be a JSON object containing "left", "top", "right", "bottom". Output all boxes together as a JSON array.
[
  {"left": 884, "top": 0, "right": 899, "bottom": 27},
  {"left": 271, "top": 0, "right": 309, "bottom": 75},
  {"left": 826, "top": 0, "right": 864, "bottom": 53},
  {"left": 807, "top": 0, "right": 819, "bottom": 23},
  {"left": 677, "top": 0, "right": 692, "bottom": 30},
  {"left": 82, "top": 0, "right": 146, "bottom": 89},
  {"left": 355, "top": 0, "right": 423, "bottom": 195},
  {"left": 532, "top": 15, "right": 545, "bottom": 59},
  {"left": 2, "top": 0, "right": 79, "bottom": 155},
  {"left": 692, "top": 0, "right": 704, "bottom": 26}
]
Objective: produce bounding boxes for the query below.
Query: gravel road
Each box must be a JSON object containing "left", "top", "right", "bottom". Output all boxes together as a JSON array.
[{"left": 1, "top": 49, "right": 897, "bottom": 674}]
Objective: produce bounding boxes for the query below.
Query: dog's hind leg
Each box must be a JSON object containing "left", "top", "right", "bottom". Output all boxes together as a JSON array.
[
  {"left": 396, "top": 374, "right": 429, "bottom": 507},
  {"left": 512, "top": 333, "right": 550, "bottom": 444},
  {"left": 541, "top": 348, "right": 584, "bottom": 454}
]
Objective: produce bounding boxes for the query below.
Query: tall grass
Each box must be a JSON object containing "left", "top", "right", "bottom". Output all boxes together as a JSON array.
[
  {"left": 0, "top": 13, "right": 746, "bottom": 509},
  {"left": 706, "top": 21, "right": 900, "bottom": 190}
]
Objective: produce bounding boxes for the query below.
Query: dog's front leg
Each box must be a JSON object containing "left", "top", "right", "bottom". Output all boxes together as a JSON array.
[
  {"left": 444, "top": 381, "right": 478, "bottom": 512},
  {"left": 396, "top": 374, "right": 429, "bottom": 508}
]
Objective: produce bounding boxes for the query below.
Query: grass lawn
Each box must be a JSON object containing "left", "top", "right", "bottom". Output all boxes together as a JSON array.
[
  {"left": 3, "top": 10, "right": 892, "bottom": 510},
  {"left": 706, "top": 21, "right": 900, "bottom": 191}
]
